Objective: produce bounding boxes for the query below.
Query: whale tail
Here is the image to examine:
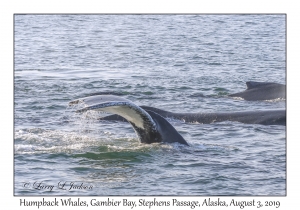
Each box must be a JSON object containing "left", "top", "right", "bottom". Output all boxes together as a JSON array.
[{"left": 69, "top": 95, "right": 188, "bottom": 145}]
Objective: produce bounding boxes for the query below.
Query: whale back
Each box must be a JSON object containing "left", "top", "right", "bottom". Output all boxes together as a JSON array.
[{"left": 229, "top": 81, "right": 286, "bottom": 101}]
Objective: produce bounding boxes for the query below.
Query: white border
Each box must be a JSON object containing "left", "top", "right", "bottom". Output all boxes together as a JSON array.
[{"left": 2, "top": 0, "right": 299, "bottom": 209}]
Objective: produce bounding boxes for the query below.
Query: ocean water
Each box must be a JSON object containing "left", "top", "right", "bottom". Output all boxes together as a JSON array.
[{"left": 14, "top": 14, "right": 286, "bottom": 196}]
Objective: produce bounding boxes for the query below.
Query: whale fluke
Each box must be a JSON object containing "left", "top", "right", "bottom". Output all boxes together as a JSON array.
[{"left": 69, "top": 95, "right": 189, "bottom": 145}]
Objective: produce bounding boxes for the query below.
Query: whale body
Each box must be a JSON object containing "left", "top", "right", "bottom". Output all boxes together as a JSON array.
[
  {"left": 228, "top": 81, "right": 286, "bottom": 101},
  {"left": 101, "top": 105, "right": 286, "bottom": 126}
]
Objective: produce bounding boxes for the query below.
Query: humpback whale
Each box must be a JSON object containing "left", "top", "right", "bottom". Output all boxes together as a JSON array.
[
  {"left": 69, "top": 94, "right": 285, "bottom": 145},
  {"left": 69, "top": 95, "right": 189, "bottom": 145},
  {"left": 101, "top": 106, "right": 286, "bottom": 126},
  {"left": 228, "top": 81, "right": 286, "bottom": 101}
]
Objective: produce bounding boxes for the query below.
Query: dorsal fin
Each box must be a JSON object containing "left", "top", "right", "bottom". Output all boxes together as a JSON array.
[
  {"left": 69, "top": 95, "right": 188, "bottom": 145},
  {"left": 246, "top": 81, "right": 277, "bottom": 89}
]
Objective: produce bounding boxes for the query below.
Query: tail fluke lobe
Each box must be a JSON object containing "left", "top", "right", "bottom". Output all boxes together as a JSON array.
[{"left": 147, "top": 110, "right": 189, "bottom": 146}]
